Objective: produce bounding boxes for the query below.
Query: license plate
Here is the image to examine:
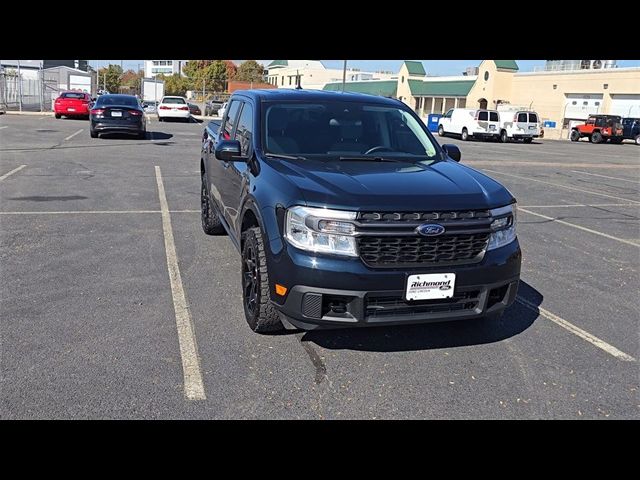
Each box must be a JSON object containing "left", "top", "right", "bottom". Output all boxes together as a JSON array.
[
  {"left": 68, "top": 108, "right": 75, "bottom": 111},
  {"left": 111, "top": 111, "right": 122, "bottom": 117},
  {"left": 489, "top": 125, "right": 496, "bottom": 130},
  {"left": 406, "top": 273, "right": 456, "bottom": 301},
  {"left": 529, "top": 126, "right": 536, "bottom": 130}
]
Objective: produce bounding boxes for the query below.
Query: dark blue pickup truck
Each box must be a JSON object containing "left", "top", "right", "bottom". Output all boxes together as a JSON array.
[
  {"left": 200, "top": 89, "right": 521, "bottom": 332},
  {"left": 621, "top": 117, "right": 640, "bottom": 144}
]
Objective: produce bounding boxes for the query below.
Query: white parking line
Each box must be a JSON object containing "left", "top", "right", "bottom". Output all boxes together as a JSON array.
[
  {"left": 0, "top": 126, "right": 8, "bottom": 130},
  {"left": 0, "top": 210, "right": 159, "bottom": 215},
  {"left": 520, "top": 203, "right": 638, "bottom": 208},
  {"left": 155, "top": 166, "right": 206, "bottom": 401},
  {"left": 64, "top": 129, "right": 84, "bottom": 141},
  {"left": 0, "top": 165, "right": 26, "bottom": 181},
  {"left": 570, "top": 170, "right": 640, "bottom": 184},
  {"left": 516, "top": 296, "right": 636, "bottom": 362},
  {"left": 484, "top": 169, "right": 640, "bottom": 204},
  {"left": 519, "top": 207, "right": 640, "bottom": 247}
]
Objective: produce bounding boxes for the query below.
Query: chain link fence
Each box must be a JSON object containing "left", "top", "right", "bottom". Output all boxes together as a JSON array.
[{"left": 0, "top": 71, "right": 61, "bottom": 112}]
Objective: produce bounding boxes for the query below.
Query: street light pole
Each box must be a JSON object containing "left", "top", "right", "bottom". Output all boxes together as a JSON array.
[
  {"left": 17, "top": 60, "right": 22, "bottom": 112},
  {"left": 342, "top": 60, "right": 347, "bottom": 92}
]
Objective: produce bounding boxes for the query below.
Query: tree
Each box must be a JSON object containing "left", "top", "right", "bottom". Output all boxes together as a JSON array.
[
  {"left": 161, "top": 73, "right": 191, "bottom": 96},
  {"left": 224, "top": 60, "right": 237, "bottom": 80},
  {"left": 235, "top": 60, "right": 265, "bottom": 83},
  {"left": 97, "top": 64, "right": 123, "bottom": 93},
  {"left": 182, "top": 60, "right": 230, "bottom": 92},
  {"left": 121, "top": 69, "right": 141, "bottom": 88}
]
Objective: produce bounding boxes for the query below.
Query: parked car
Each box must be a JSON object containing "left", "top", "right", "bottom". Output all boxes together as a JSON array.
[
  {"left": 497, "top": 110, "right": 540, "bottom": 143},
  {"left": 204, "top": 100, "right": 224, "bottom": 116},
  {"left": 438, "top": 108, "right": 500, "bottom": 141},
  {"left": 188, "top": 103, "right": 201, "bottom": 115},
  {"left": 142, "top": 101, "right": 158, "bottom": 113},
  {"left": 89, "top": 94, "right": 147, "bottom": 139},
  {"left": 157, "top": 96, "right": 190, "bottom": 122},
  {"left": 570, "top": 114, "right": 624, "bottom": 143},
  {"left": 54, "top": 91, "right": 93, "bottom": 119},
  {"left": 200, "top": 90, "right": 521, "bottom": 333},
  {"left": 217, "top": 101, "right": 228, "bottom": 118},
  {"left": 621, "top": 117, "right": 640, "bottom": 145}
]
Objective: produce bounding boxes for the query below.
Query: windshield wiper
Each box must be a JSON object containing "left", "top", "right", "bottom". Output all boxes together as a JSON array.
[
  {"left": 338, "top": 156, "right": 405, "bottom": 163},
  {"left": 264, "top": 153, "right": 307, "bottom": 161}
]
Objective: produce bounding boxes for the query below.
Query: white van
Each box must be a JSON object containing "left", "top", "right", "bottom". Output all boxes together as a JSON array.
[
  {"left": 497, "top": 110, "right": 540, "bottom": 143},
  {"left": 438, "top": 108, "right": 500, "bottom": 141}
]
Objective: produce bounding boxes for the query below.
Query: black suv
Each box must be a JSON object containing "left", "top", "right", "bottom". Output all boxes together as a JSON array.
[{"left": 200, "top": 90, "right": 521, "bottom": 332}]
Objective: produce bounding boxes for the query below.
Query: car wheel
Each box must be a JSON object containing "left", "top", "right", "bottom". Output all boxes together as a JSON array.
[
  {"left": 90, "top": 128, "right": 98, "bottom": 138},
  {"left": 461, "top": 128, "right": 469, "bottom": 141},
  {"left": 500, "top": 130, "right": 508, "bottom": 143},
  {"left": 438, "top": 125, "right": 445, "bottom": 137},
  {"left": 137, "top": 131, "right": 146, "bottom": 140},
  {"left": 55, "top": 113, "right": 61, "bottom": 119},
  {"left": 241, "top": 227, "right": 284, "bottom": 333},
  {"left": 201, "top": 174, "right": 226, "bottom": 236},
  {"left": 523, "top": 137, "right": 533, "bottom": 144},
  {"left": 635, "top": 134, "right": 640, "bottom": 145},
  {"left": 591, "top": 131, "right": 603, "bottom": 143},
  {"left": 609, "top": 137, "right": 623, "bottom": 144},
  {"left": 570, "top": 130, "right": 581, "bottom": 142},
  {"left": 157, "top": 117, "right": 163, "bottom": 122}
]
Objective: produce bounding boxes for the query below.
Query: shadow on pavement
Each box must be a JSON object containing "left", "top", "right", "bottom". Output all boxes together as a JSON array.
[{"left": 296, "top": 280, "right": 542, "bottom": 352}]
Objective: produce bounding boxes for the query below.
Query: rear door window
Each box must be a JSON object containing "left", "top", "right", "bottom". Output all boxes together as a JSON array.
[
  {"left": 528, "top": 113, "right": 538, "bottom": 123},
  {"left": 478, "top": 111, "right": 488, "bottom": 121},
  {"left": 222, "top": 100, "right": 242, "bottom": 140},
  {"left": 517, "top": 113, "right": 528, "bottom": 122},
  {"left": 489, "top": 112, "right": 499, "bottom": 122}
]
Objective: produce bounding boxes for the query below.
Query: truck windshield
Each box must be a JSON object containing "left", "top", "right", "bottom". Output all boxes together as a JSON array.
[{"left": 262, "top": 101, "right": 440, "bottom": 162}]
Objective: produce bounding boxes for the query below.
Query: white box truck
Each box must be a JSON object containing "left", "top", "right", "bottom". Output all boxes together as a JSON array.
[{"left": 142, "top": 78, "right": 164, "bottom": 103}]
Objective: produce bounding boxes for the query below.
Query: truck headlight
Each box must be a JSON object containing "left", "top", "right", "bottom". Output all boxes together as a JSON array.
[
  {"left": 487, "top": 203, "right": 517, "bottom": 251},
  {"left": 285, "top": 206, "right": 358, "bottom": 257}
]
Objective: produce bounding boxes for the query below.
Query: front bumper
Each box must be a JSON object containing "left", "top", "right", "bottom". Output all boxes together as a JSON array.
[
  {"left": 472, "top": 131, "right": 499, "bottom": 139},
  {"left": 270, "top": 239, "right": 522, "bottom": 329},
  {"left": 512, "top": 133, "right": 539, "bottom": 139}
]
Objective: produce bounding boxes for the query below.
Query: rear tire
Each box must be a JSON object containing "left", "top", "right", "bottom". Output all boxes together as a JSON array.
[
  {"left": 241, "top": 227, "right": 284, "bottom": 333},
  {"left": 570, "top": 129, "right": 580, "bottom": 142},
  {"left": 90, "top": 128, "right": 98, "bottom": 138},
  {"left": 523, "top": 137, "right": 533, "bottom": 144},
  {"left": 438, "top": 125, "right": 445, "bottom": 137},
  {"left": 591, "top": 131, "right": 603, "bottom": 143},
  {"left": 201, "top": 173, "right": 226, "bottom": 235},
  {"left": 500, "top": 130, "right": 508, "bottom": 143},
  {"left": 157, "top": 117, "right": 163, "bottom": 122},
  {"left": 55, "top": 113, "right": 61, "bottom": 119},
  {"left": 635, "top": 134, "right": 640, "bottom": 145},
  {"left": 609, "top": 137, "right": 623, "bottom": 144},
  {"left": 461, "top": 128, "right": 469, "bottom": 141}
]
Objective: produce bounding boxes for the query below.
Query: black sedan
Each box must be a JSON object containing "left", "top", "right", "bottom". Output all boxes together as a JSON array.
[{"left": 90, "top": 94, "right": 147, "bottom": 139}]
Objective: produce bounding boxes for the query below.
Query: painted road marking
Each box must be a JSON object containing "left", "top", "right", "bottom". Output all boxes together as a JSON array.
[
  {"left": 519, "top": 207, "right": 640, "bottom": 248},
  {"left": 466, "top": 161, "right": 638, "bottom": 169},
  {"left": 64, "top": 129, "right": 84, "bottom": 141},
  {"left": 0, "top": 165, "right": 26, "bottom": 181},
  {"left": 0, "top": 126, "right": 8, "bottom": 130},
  {"left": 155, "top": 166, "right": 206, "bottom": 401},
  {"left": 520, "top": 203, "right": 639, "bottom": 208},
  {"left": 570, "top": 170, "right": 640, "bottom": 184},
  {"left": 0, "top": 210, "right": 160, "bottom": 215},
  {"left": 484, "top": 169, "right": 640, "bottom": 204},
  {"left": 516, "top": 296, "right": 636, "bottom": 362}
]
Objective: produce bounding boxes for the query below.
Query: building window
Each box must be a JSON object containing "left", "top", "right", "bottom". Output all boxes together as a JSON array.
[
  {"left": 281, "top": 76, "right": 284, "bottom": 86},
  {"left": 583, "top": 101, "right": 588, "bottom": 106},
  {"left": 595, "top": 101, "right": 600, "bottom": 106},
  {"left": 484, "top": 71, "right": 489, "bottom": 81},
  {"left": 401, "top": 76, "right": 404, "bottom": 83},
  {"left": 152, "top": 61, "right": 159, "bottom": 66},
  {"left": 553, "top": 84, "right": 557, "bottom": 89},
  {"left": 603, "top": 84, "right": 608, "bottom": 89},
  {"left": 167, "top": 61, "right": 173, "bottom": 66}
]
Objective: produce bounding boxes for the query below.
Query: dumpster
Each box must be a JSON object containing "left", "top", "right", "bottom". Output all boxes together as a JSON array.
[{"left": 427, "top": 114, "right": 442, "bottom": 132}]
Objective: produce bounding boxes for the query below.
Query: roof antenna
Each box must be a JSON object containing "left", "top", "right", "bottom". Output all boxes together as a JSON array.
[{"left": 295, "top": 69, "right": 302, "bottom": 89}]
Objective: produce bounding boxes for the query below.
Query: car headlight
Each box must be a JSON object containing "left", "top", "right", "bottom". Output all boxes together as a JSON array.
[
  {"left": 487, "top": 203, "right": 517, "bottom": 251},
  {"left": 285, "top": 206, "right": 358, "bottom": 257}
]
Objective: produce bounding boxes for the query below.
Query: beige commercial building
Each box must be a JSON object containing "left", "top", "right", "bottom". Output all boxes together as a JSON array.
[{"left": 323, "top": 60, "right": 640, "bottom": 140}]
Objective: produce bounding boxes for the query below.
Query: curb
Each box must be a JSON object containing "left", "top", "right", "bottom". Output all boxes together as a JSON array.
[{"left": 4, "top": 111, "right": 55, "bottom": 116}]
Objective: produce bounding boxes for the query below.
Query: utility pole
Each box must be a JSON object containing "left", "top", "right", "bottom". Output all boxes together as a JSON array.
[
  {"left": 342, "top": 60, "right": 347, "bottom": 92},
  {"left": 17, "top": 60, "right": 23, "bottom": 112}
]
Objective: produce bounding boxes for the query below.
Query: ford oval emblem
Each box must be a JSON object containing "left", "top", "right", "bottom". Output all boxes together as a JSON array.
[{"left": 416, "top": 224, "right": 445, "bottom": 236}]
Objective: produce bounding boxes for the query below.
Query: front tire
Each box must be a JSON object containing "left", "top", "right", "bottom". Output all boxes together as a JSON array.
[
  {"left": 461, "top": 128, "right": 469, "bottom": 141},
  {"left": 635, "top": 134, "right": 640, "bottom": 145},
  {"left": 241, "top": 227, "right": 284, "bottom": 333},
  {"left": 438, "top": 125, "right": 445, "bottom": 137},
  {"left": 90, "top": 128, "right": 98, "bottom": 138},
  {"left": 591, "top": 131, "right": 603, "bottom": 143},
  {"left": 523, "top": 137, "right": 533, "bottom": 144},
  {"left": 570, "top": 130, "right": 581, "bottom": 142},
  {"left": 201, "top": 174, "right": 226, "bottom": 235},
  {"left": 500, "top": 130, "right": 508, "bottom": 143}
]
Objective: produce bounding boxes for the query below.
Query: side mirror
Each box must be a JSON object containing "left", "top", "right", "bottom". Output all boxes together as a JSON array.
[
  {"left": 442, "top": 144, "right": 461, "bottom": 162},
  {"left": 215, "top": 140, "right": 241, "bottom": 162}
]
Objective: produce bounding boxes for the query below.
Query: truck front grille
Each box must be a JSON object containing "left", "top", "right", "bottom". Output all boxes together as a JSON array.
[{"left": 365, "top": 290, "right": 481, "bottom": 319}]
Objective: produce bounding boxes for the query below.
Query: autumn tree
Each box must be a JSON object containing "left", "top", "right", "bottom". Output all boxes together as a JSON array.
[
  {"left": 235, "top": 60, "right": 265, "bottom": 83},
  {"left": 97, "top": 64, "right": 123, "bottom": 93}
]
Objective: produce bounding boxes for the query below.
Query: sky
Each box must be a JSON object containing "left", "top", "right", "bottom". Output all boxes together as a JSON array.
[{"left": 91, "top": 60, "right": 640, "bottom": 76}]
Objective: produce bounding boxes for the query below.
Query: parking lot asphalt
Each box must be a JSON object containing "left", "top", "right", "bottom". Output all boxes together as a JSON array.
[{"left": 1, "top": 115, "right": 638, "bottom": 419}]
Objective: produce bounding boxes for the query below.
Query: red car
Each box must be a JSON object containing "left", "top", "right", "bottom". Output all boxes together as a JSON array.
[{"left": 54, "top": 91, "right": 93, "bottom": 119}]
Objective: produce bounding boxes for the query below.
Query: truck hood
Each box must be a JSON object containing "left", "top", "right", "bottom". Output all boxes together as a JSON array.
[{"left": 268, "top": 158, "right": 514, "bottom": 211}]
